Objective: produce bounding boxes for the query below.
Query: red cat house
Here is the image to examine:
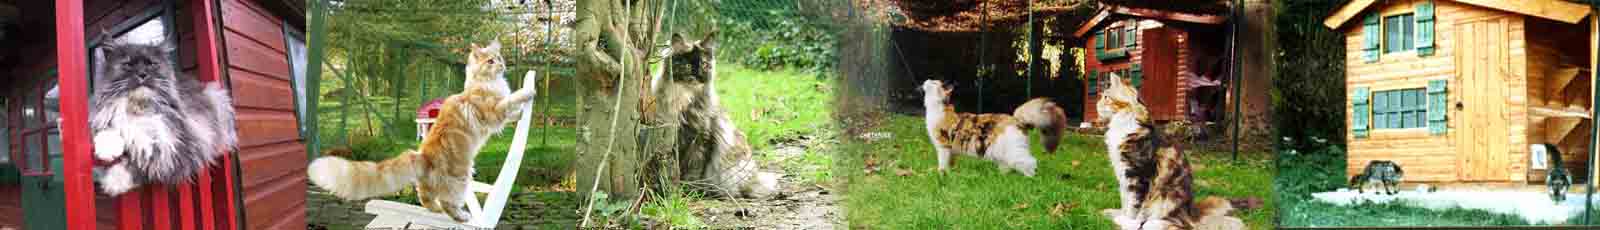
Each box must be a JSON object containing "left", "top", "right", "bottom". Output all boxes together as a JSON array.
[
  {"left": 1074, "top": 1, "right": 1234, "bottom": 124},
  {"left": 0, "top": 0, "right": 309, "bottom": 229}
]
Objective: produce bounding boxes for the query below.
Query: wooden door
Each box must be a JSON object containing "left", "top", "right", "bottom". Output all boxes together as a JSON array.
[
  {"left": 1141, "top": 28, "right": 1179, "bottom": 120},
  {"left": 1456, "top": 19, "right": 1512, "bottom": 181}
]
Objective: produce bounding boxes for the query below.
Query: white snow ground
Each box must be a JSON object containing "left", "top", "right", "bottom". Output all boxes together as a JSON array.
[{"left": 1312, "top": 189, "right": 1600, "bottom": 224}]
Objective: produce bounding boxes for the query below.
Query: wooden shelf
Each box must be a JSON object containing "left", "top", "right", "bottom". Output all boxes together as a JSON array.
[{"left": 1532, "top": 106, "right": 1593, "bottom": 119}]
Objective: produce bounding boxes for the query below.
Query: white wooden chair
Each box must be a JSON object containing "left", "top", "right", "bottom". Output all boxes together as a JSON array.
[{"left": 364, "top": 71, "right": 539, "bottom": 229}]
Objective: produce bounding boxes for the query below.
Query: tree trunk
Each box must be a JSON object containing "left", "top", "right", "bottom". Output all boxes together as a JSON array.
[
  {"left": 574, "top": 0, "right": 661, "bottom": 202},
  {"left": 1228, "top": 0, "right": 1275, "bottom": 147}
]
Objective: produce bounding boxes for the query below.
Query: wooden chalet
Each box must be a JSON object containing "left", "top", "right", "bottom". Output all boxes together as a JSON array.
[
  {"left": 1075, "top": 2, "right": 1233, "bottom": 124},
  {"left": 1324, "top": 0, "right": 1599, "bottom": 184}
]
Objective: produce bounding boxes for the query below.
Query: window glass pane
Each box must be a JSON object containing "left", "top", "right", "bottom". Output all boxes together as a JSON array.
[
  {"left": 287, "top": 30, "right": 309, "bottom": 135},
  {"left": 1402, "top": 15, "right": 1415, "bottom": 51},
  {"left": 121, "top": 18, "right": 168, "bottom": 45}
]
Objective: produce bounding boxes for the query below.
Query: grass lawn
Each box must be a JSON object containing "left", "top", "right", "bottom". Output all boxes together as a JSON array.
[
  {"left": 839, "top": 115, "right": 1275, "bottom": 229},
  {"left": 1274, "top": 145, "right": 1587, "bottom": 227}
]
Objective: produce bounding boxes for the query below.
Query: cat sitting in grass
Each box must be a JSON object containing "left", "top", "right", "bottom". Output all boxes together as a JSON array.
[{"left": 1349, "top": 160, "right": 1404, "bottom": 195}]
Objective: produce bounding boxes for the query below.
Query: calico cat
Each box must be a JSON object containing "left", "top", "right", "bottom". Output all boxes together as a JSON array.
[
  {"left": 648, "top": 32, "right": 779, "bottom": 198},
  {"left": 1097, "top": 73, "right": 1243, "bottom": 230},
  {"left": 1349, "top": 160, "right": 1404, "bottom": 195},
  {"left": 920, "top": 80, "right": 1059, "bottom": 176},
  {"left": 1539, "top": 144, "right": 1571, "bottom": 202},
  {"left": 89, "top": 36, "right": 237, "bottom": 196},
  {"left": 307, "top": 41, "right": 538, "bottom": 222}
]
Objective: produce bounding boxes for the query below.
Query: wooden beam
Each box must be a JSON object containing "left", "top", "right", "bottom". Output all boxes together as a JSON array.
[
  {"left": 1322, "top": 0, "right": 1376, "bottom": 29},
  {"left": 1073, "top": 9, "right": 1111, "bottom": 37},
  {"left": 1589, "top": 7, "right": 1597, "bottom": 186},
  {"left": 1108, "top": 5, "right": 1227, "bottom": 25},
  {"left": 1455, "top": 0, "right": 1591, "bottom": 24},
  {"left": 1532, "top": 105, "right": 1592, "bottom": 119}
]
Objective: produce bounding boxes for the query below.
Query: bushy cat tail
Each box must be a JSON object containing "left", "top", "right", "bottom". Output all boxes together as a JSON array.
[
  {"left": 307, "top": 150, "right": 426, "bottom": 200},
  {"left": 1192, "top": 196, "right": 1247, "bottom": 230},
  {"left": 1014, "top": 98, "right": 1068, "bottom": 153}
]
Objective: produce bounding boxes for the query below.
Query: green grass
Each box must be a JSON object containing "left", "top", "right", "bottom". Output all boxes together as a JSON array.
[
  {"left": 1275, "top": 145, "right": 1559, "bottom": 227},
  {"left": 839, "top": 115, "right": 1275, "bottom": 229},
  {"left": 715, "top": 66, "right": 834, "bottom": 150}
]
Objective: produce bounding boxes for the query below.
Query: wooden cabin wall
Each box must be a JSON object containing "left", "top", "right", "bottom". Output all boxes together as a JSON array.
[
  {"left": 217, "top": 0, "right": 307, "bottom": 228},
  {"left": 1344, "top": 0, "right": 1530, "bottom": 183},
  {"left": 1524, "top": 17, "right": 1592, "bottom": 183}
]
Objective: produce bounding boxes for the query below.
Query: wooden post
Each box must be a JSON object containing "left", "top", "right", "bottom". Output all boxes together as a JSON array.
[
  {"left": 1587, "top": 7, "right": 1597, "bottom": 225},
  {"left": 53, "top": 0, "right": 96, "bottom": 229}
]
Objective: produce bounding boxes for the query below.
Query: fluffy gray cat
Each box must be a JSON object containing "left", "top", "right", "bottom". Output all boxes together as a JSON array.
[{"left": 89, "top": 36, "right": 236, "bottom": 195}]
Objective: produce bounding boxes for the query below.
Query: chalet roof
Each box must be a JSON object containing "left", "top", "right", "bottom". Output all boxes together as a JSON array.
[
  {"left": 1071, "top": 2, "right": 1231, "bottom": 37},
  {"left": 1322, "top": 0, "right": 1591, "bottom": 29}
]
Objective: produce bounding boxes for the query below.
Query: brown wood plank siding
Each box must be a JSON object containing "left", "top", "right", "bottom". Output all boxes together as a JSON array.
[
  {"left": 217, "top": 0, "right": 305, "bottom": 229},
  {"left": 1343, "top": 0, "right": 1531, "bottom": 182}
]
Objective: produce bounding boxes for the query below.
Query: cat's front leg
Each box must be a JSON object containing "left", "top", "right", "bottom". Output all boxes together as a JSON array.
[{"left": 93, "top": 131, "right": 127, "bottom": 161}]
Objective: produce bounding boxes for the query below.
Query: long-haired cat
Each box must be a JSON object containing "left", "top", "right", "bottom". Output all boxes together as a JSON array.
[
  {"left": 1349, "top": 160, "right": 1404, "bottom": 195},
  {"left": 89, "top": 35, "right": 237, "bottom": 196},
  {"left": 307, "top": 41, "right": 538, "bottom": 222},
  {"left": 648, "top": 32, "right": 779, "bottom": 198},
  {"left": 920, "top": 80, "right": 1060, "bottom": 176},
  {"left": 1538, "top": 144, "right": 1571, "bottom": 202},
  {"left": 1097, "top": 73, "right": 1243, "bottom": 230}
]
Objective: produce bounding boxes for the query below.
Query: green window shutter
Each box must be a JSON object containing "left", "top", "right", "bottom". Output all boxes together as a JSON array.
[
  {"left": 1131, "top": 64, "right": 1144, "bottom": 88},
  {"left": 1087, "top": 70, "right": 1099, "bottom": 92},
  {"left": 1416, "top": 1, "right": 1436, "bottom": 56},
  {"left": 1428, "top": 80, "right": 1447, "bottom": 134},
  {"left": 1363, "top": 13, "right": 1381, "bottom": 63},
  {"left": 1353, "top": 87, "right": 1371, "bottom": 137},
  {"left": 1095, "top": 31, "right": 1106, "bottom": 59}
]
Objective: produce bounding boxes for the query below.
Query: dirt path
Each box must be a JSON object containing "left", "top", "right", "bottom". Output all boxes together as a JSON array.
[{"left": 689, "top": 136, "right": 844, "bottom": 229}]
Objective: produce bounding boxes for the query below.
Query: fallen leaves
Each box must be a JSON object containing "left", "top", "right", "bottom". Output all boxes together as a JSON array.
[
  {"left": 1049, "top": 202, "right": 1077, "bottom": 217},
  {"left": 894, "top": 168, "right": 914, "bottom": 177}
]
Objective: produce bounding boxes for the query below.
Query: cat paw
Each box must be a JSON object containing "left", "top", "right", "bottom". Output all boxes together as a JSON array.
[
  {"left": 445, "top": 206, "right": 472, "bottom": 222},
  {"left": 93, "top": 133, "right": 126, "bottom": 161},
  {"left": 99, "top": 166, "right": 137, "bottom": 195}
]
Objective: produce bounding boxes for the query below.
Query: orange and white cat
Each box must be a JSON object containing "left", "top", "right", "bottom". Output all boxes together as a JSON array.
[
  {"left": 1098, "top": 73, "right": 1243, "bottom": 230},
  {"left": 920, "top": 80, "right": 1064, "bottom": 176},
  {"left": 307, "top": 41, "right": 537, "bottom": 222}
]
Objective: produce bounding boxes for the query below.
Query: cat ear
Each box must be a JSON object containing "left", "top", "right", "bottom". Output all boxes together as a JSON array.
[
  {"left": 486, "top": 40, "right": 501, "bottom": 51},
  {"left": 699, "top": 30, "right": 718, "bottom": 50},
  {"left": 470, "top": 42, "right": 482, "bottom": 51},
  {"left": 669, "top": 33, "right": 694, "bottom": 55}
]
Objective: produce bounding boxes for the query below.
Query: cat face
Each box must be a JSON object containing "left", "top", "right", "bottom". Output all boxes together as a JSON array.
[
  {"left": 96, "top": 42, "right": 179, "bottom": 102},
  {"left": 919, "top": 80, "right": 952, "bottom": 105},
  {"left": 467, "top": 41, "right": 505, "bottom": 79},
  {"left": 1096, "top": 73, "right": 1144, "bottom": 122},
  {"left": 667, "top": 32, "right": 717, "bottom": 84}
]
